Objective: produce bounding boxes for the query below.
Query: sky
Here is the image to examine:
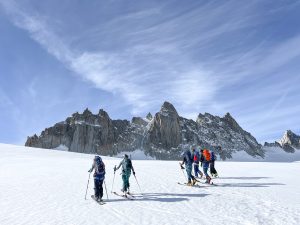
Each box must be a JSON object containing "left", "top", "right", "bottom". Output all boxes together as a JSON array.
[{"left": 0, "top": 0, "right": 300, "bottom": 145}]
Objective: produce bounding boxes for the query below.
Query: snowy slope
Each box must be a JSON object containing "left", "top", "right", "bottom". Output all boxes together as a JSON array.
[{"left": 0, "top": 144, "right": 300, "bottom": 225}]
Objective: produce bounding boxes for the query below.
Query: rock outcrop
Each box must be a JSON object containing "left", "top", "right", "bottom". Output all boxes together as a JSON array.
[{"left": 26, "top": 101, "right": 263, "bottom": 160}]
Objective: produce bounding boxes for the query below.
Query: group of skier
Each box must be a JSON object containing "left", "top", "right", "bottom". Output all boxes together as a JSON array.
[
  {"left": 180, "top": 147, "right": 218, "bottom": 186},
  {"left": 87, "top": 147, "right": 218, "bottom": 202}
]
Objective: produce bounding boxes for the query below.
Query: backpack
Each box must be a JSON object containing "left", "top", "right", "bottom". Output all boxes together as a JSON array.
[
  {"left": 125, "top": 159, "right": 132, "bottom": 171},
  {"left": 211, "top": 152, "right": 215, "bottom": 161},
  {"left": 203, "top": 149, "right": 211, "bottom": 161},
  {"left": 193, "top": 152, "right": 200, "bottom": 163},
  {"left": 95, "top": 157, "right": 105, "bottom": 175}
]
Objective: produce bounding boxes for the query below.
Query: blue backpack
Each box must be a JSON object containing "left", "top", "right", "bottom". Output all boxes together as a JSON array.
[
  {"left": 95, "top": 157, "right": 105, "bottom": 179},
  {"left": 211, "top": 152, "right": 216, "bottom": 161}
]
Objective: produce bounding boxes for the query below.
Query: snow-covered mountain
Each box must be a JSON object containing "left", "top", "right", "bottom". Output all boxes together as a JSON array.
[
  {"left": 1, "top": 144, "right": 300, "bottom": 225},
  {"left": 264, "top": 130, "right": 300, "bottom": 153},
  {"left": 25, "top": 101, "right": 263, "bottom": 160}
]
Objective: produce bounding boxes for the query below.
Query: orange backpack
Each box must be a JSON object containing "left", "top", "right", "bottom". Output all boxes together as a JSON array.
[{"left": 203, "top": 149, "right": 211, "bottom": 161}]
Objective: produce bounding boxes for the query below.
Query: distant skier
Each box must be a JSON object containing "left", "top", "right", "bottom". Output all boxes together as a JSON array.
[
  {"left": 210, "top": 151, "right": 218, "bottom": 177},
  {"left": 192, "top": 148, "right": 203, "bottom": 178},
  {"left": 88, "top": 155, "right": 106, "bottom": 202},
  {"left": 180, "top": 149, "right": 197, "bottom": 186},
  {"left": 114, "top": 154, "right": 135, "bottom": 194},
  {"left": 202, "top": 149, "right": 211, "bottom": 184}
]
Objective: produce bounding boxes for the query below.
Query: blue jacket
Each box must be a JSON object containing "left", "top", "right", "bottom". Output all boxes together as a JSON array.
[{"left": 183, "top": 150, "right": 193, "bottom": 166}]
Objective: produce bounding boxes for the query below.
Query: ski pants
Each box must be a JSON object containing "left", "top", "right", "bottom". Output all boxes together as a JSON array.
[
  {"left": 122, "top": 172, "right": 131, "bottom": 192},
  {"left": 185, "top": 164, "right": 194, "bottom": 183},
  {"left": 94, "top": 179, "right": 103, "bottom": 199},
  {"left": 210, "top": 161, "right": 218, "bottom": 175},
  {"left": 203, "top": 166, "right": 209, "bottom": 177},
  {"left": 193, "top": 163, "right": 203, "bottom": 177}
]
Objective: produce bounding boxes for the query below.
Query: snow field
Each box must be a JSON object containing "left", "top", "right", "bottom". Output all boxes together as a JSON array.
[{"left": 0, "top": 144, "right": 299, "bottom": 225}]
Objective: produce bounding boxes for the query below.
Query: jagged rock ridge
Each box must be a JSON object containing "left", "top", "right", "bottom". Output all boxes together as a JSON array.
[
  {"left": 264, "top": 130, "right": 300, "bottom": 153},
  {"left": 26, "top": 101, "right": 263, "bottom": 160}
]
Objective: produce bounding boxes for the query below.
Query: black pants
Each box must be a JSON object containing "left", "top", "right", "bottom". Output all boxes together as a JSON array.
[
  {"left": 210, "top": 161, "right": 218, "bottom": 175},
  {"left": 94, "top": 179, "right": 103, "bottom": 199}
]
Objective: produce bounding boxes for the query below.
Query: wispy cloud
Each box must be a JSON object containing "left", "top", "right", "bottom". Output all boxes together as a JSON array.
[{"left": 1, "top": 0, "right": 300, "bottom": 143}]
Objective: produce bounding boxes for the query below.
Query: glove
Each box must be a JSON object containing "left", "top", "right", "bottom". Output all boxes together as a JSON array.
[
  {"left": 114, "top": 167, "right": 116, "bottom": 172},
  {"left": 88, "top": 169, "right": 92, "bottom": 173}
]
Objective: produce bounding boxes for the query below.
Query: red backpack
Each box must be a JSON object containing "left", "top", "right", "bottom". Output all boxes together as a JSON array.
[{"left": 203, "top": 149, "right": 211, "bottom": 161}]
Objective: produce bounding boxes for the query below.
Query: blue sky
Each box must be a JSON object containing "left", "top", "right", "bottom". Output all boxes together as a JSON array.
[{"left": 0, "top": 0, "right": 300, "bottom": 145}]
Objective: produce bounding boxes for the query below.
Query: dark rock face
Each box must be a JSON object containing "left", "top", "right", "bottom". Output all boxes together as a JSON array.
[
  {"left": 148, "top": 102, "right": 181, "bottom": 149},
  {"left": 25, "top": 101, "right": 263, "bottom": 160},
  {"left": 265, "top": 130, "right": 300, "bottom": 153}
]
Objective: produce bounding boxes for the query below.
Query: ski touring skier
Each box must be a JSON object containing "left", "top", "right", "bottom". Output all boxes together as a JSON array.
[
  {"left": 114, "top": 154, "right": 135, "bottom": 195},
  {"left": 88, "top": 155, "right": 106, "bottom": 202},
  {"left": 192, "top": 148, "right": 203, "bottom": 178},
  {"left": 180, "top": 149, "right": 197, "bottom": 186},
  {"left": 210, "top": 151, "right": 218, "bottom": 177},
  {"left": 202, "top": 149, "right": 212, "bottom": 184}
]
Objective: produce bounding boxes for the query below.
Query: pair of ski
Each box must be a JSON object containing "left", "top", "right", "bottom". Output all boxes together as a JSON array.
[
  {"left": 178, "top": 177, "right": 215, "bottom": 187},
  {"left": 112, "top": 191, "right": 135, "bottom": 200},
  {"left": 91, "top": 195, "right": 106, "bottom": 205}
]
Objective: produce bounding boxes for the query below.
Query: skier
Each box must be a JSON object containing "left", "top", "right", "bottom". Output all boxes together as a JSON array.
[
  {"left": 180, "top": 149, "right": 197, "bottom": 186},
  {"left": 202, "top": 149, "right": 211, "bottom": 184},
  {"left": 210, "top": 151, "right": 218, "bottom": 177},
  {"left": 192, "top": 148, "right": 203, "bottom": 178},
  {"left": 114, "top": 154, "right": 135, "bottom": 194},
  {"left": 88, "top": 155, "right": 106, "bottom": 202}
]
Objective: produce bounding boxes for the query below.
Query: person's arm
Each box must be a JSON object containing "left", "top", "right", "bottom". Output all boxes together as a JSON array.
[
  {"left": 115, "top": 160, "right": 123, "bottom": 171},
  {"left": 88, "top": 162, "right": 95, "bottom": 173},
  {"left": 131, "top": 162, "right": 135, "bottom": 175}
]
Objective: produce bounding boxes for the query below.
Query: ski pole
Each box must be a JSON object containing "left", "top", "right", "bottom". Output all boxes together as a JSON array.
[
  {"left": 179, "top": 162, "right": 187, "bottom": 182},
  {"left": 104, "top": 180, "right": 109, "bottom": 200},
  {"left": 111, "top": 166, "right": 116, "bottom": 193},
  {"left": 133, "top": 174, "right": 143, "bottom": 195},
  {"left": 85, "top": 172, "right": 91, "bottom": 200}
]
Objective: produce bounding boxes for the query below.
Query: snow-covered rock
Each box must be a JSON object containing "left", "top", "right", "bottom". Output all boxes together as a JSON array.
[{"left": 264, "top": 130, "right": 300, "bottom": 153}]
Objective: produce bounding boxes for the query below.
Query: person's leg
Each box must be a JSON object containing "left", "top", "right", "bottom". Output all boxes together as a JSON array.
[
  {"left": 186, "top": 166, "right": 191, "bottom": 183},
  {"left": 126, "top": 173, "right": 130, "bottom": 193},
  {"left": 194, "top": 164, "right": 199, "bottom": 177},
  {"left": 94, "top": 179, "right": 100, "bottom": 199},
  {"left": 122, "top": 174, "right": 127, "bottom": 192},
  {"left": 99, "top": 180, "right": 104, "bottom": 199}
]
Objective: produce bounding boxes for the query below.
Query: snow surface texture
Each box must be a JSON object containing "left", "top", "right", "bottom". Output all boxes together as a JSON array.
[
  {"left": 1, "top": 144, "right": 300, "bottom": 225},
  {"left": 230, "top": 147, "right": 300, "bottom": 162}
]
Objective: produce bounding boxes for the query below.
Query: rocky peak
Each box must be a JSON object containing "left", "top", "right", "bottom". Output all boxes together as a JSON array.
[
  {"left": 83, "top": 108, "right": 92, "bottom": 116},
  {"left": 222, "top": 112, "right": 243, "bottom": 133},
  {"left": 146, "top": 112, "right": 153, "bottom": 121},
  {"left": 148, "top": 102, "right": 181, "bottom": 149},
  {"left": 98, "top": 109, "right": 110, "bottom": 119},
  {"left": 159, "top": 101, "right": 178, "bottom": 117},
  {"left": 279, "top": 130, "right": 300, "bottom": 149}
]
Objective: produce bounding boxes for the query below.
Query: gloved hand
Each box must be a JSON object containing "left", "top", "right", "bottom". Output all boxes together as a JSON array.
[
  {"left": 113, "top": 166, "right": 116, "bottom": 172},
  {"left": 88, "top": 169, "right": 92, "bottom": 173},
  {"left": 180, "top": 165, "right": 185, "bottom": 169}
]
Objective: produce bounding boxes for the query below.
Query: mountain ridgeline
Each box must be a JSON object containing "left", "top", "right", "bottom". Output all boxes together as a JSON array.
[{"left": 25, "top": 101, "right": 264, "bottom": 160}]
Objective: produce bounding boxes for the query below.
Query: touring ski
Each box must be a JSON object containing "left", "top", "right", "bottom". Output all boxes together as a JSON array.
[
  {"left": 112, "top": 191, "right": 134, "bottom": 200},
  {"left": 91, "top": 195, "right": 106, "bottom": 205},
  {"left": 177, "top": 182, "right": 201, "bottom": 188}
]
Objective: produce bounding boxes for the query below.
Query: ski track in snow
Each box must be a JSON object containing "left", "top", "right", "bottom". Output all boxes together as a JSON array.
[{"left": 0, "top": 144, "right": 300, "bottom": 225}]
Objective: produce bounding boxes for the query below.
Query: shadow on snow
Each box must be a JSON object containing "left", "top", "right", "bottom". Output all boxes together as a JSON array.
[{"left": 105, "top": 192, "right": 210, "bottom": 203}]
